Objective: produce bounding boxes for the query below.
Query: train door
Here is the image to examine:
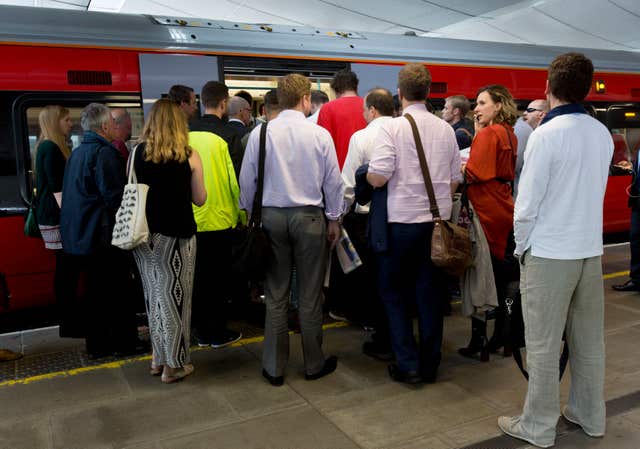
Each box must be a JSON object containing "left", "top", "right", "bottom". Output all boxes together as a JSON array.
[
  {"left": 603, "top": 103, "right": 640, "bottom": 234},
  {"left": 221, "top": 56, "right": 349, "bottom": 118}
]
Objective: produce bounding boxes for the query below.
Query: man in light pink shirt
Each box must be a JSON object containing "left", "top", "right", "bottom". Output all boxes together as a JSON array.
[{"left": 367, "top": 63, "right": 461, "bottom": 384}]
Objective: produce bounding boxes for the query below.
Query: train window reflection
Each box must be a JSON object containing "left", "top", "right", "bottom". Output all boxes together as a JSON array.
[{"left": 610, "top": 128, "right": 640, "bottom": 176}]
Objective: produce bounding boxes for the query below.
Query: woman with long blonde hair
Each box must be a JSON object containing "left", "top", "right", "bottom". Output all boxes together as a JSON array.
[
  {"left": 131, "top": 98, "right": 206, "bottom": 383},
  {"left": 458, "top": 84, "right": 519, "bottom": 360},
  {"left": 34, "top": 105, "right": 80, "bottom": 337}
]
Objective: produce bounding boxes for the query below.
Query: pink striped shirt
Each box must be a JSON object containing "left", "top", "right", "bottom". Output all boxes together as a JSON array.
[{"left": 368, "top": 103, "right": 461, "bottom": 223}]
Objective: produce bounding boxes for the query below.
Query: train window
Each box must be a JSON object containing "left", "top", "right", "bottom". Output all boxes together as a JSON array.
[
  {"left": 25, "top": 105, "right": 144, "bottom": 174},
  {"left": 0, "top": 92, "right": 22, "bottom": 212},
  {"left": 606, "top": 104, "right": 640, "bottom": 176}
]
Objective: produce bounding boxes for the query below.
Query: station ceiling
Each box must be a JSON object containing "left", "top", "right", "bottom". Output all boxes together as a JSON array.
[{"left": 3, "top": 0, "right": 640, "bottom": 52}]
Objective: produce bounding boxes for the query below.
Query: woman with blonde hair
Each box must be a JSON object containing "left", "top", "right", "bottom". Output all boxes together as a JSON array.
[
  {"left": 34, "top": 105, "right": 79, "bottom": 336},
  {"left": 131, "top": 98, "right": 206, "bottom": 383},
  {"left": 458, "top": 84, "right": 519, "bottom": 360}
]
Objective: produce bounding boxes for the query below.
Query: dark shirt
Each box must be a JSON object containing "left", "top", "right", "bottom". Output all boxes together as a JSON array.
[
  {"left": 60, "top": 131, "right": 125, "bottom": 255},
  {"left": 133, "top": 143, "right": 196, "bottom": 238},
  {"left": 227, "top": 119, "right": 249, "bottom": 137},
  {"left": 35, "top": 140, "right": 66, "bottom": 226},
  {"left": 452, "top": 118, "right": 474, "bottom": 150},
  {"left": 190, "top": 114, "right": 245, "bottom": 179},
  {"left": 111, "top": 139, "right": 129, "bottom": 162}
]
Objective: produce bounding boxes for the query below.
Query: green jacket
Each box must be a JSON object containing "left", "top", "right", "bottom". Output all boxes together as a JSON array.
[{"left": 189, "top": 131, "right": 241, "bottom": 232}]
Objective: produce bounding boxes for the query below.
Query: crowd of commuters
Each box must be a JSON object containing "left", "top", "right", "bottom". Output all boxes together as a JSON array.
[{"left": 26, "top": 52, "right": 614, "bottom": 447}]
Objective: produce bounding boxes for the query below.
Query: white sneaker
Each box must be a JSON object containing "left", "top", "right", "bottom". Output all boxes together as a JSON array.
[
  {"left": 498, "top": 416, "right": 554, "bottom": 448},
  {"left": 561, "top": 406, "right": 605, "bottom": 438}
]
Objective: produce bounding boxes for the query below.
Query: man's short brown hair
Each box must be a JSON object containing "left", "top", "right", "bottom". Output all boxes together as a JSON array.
[
  {"left": 398, "top": 63, "right": 431, "bottom": 102},
  {"left": 446, "top": 95, "right": 470, "bottom": 116},
  {"left": 201, "top": 81, "right": 229, "bottom": 109},
  {"left": 168, "top": 85, "right": 194, "bottom": 105},
  {"left": 365, "top": 88, "right": 394, "bottom": 117},
  {"left": 277, "top": 74, "right": 311, "bottom": 110},
  {"left": 548, "top": 52, "right": 594, "bottom": 104}
]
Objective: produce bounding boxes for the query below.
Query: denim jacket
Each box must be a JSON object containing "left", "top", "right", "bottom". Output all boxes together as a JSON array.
[{"left": 355, "top": 163, "right": 388, "bottom": 253}]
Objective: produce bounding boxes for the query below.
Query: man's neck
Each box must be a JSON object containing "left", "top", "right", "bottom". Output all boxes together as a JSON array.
[
  {"left": 204, "top": 108, "right": 224, "bottom": 119},
  {"left": 548, "top": 94, "right": 568, "bottom": 110},
  {"left": 450, "top": 116, "right": 461, "bottom": 126},
  {"left": 402, "top": 99, "right": 423, "bottom": 110},
  {"left": 337, "top": 90, "right": 358, "bottom": 98}
]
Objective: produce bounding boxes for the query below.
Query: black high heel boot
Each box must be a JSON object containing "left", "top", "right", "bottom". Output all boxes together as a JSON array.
[{"left": 458, "top": 317, "right": 489, "bottom": 361}]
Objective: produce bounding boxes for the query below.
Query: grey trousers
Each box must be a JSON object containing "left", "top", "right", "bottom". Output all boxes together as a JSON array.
[
  {"left": 261, "top": 206, "right": 328, "bottom": 377},
  {"left": 512, "top": 253, "right": 606, "bottom": 446}
]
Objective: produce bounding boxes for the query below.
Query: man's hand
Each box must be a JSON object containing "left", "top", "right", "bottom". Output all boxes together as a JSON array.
[{"left": 327, "top": 220, "right": 341, "bottom": 249}]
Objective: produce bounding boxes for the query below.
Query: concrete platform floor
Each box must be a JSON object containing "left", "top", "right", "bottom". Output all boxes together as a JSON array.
[{"left": 1, "top": 243, "right": 640, "bottom": 449}]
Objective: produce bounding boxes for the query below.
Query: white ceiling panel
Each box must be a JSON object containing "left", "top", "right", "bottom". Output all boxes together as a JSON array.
[
  {"left": 535, "top": 0, "right": 640, "bottom": 47},
  {"left": 2, "top": 0, "right": 640, "bottom": 51}
]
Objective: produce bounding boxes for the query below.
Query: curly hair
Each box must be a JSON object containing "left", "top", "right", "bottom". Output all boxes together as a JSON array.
[
  {"left": 139, "top": 99, "right": 191, "bottom": 163},
  {"left": 398, "top": 63, "right": 431, "bottom": 102},
  {"left": 330, "top": 69, "right": 359, "bottom": 95},
  {"left": 476, "top": 84, "right": 518, "bottom": 126},
  {"left": 548, "top": 52, "right": 594, "bottom": 103}
]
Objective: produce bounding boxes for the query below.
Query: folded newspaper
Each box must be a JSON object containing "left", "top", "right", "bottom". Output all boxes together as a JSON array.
[{"left": 336, "top": 226, "right": 363, "bottom": 274}]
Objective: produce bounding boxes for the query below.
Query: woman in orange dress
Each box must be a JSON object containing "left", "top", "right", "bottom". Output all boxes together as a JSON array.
[{"left": 458, "top": 84, "right": 518, "bottom": 360}]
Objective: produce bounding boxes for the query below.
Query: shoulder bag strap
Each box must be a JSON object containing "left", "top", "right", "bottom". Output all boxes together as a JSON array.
[
  {"left": 127, "top": 144, "right": 139, "bottom": 185},
  {"left": 405, "top": 113, "right": 441, "bottom": 220},
  {"left": 251, "top": 122, "right": 268, "bottom": 226}
]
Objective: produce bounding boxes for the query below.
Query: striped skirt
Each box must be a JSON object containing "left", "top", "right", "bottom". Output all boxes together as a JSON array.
[{"left": 133, "top": 233, "right": 196, "bottom": 368}]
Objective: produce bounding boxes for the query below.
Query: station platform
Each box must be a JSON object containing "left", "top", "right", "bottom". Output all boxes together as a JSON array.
[{"left": 1, "top": 243, "right": 640, "bottom": 449}]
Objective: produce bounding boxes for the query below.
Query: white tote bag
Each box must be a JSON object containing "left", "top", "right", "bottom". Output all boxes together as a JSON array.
[{"left": 111, "top": 145, "right": 149, "bottom": 250}]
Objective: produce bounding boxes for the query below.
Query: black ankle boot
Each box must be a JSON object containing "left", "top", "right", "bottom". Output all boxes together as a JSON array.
[{"left": 458, "top": 317, "right": 489, "bottom": 361}]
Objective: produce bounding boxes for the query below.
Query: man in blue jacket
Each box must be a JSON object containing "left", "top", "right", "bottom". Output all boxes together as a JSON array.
[{"left": 60, "top": 103, "right": 143, "bottom": 359}]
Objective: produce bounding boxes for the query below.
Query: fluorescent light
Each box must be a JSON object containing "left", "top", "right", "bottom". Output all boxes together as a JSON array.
[{"left": 88, "top": 0, "right": 125, "bottom": 12}]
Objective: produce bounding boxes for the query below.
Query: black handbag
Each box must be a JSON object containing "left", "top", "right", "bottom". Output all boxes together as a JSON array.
[{"left": 231, "top": 122, "right": 272, "bottom": 281}]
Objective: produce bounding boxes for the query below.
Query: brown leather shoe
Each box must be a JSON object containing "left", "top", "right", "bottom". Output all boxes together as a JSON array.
[{"left": 0, "top": 349, "right": 22, "bottom": 362}]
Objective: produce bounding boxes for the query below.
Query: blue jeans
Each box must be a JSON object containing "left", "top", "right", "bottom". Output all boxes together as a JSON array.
[{"left": 376, "top": 222, "right": 442, "bottom": 375}]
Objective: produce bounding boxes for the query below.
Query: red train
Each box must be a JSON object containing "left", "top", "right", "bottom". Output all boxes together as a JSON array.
[{"left": 1, "top": 5, "right": 639, "bottom": 327}]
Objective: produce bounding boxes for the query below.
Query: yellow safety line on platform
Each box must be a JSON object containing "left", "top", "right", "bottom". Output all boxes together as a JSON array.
[
  {"left": 603, "top": 270, "right": 629, "bottom": 280},
  {"left": 0, "top": 321, "right": 349, "bottom": 388}
]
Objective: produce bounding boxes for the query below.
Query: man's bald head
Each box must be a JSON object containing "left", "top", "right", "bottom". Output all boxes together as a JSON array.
[
  {"left": 111, "top": 108, "right": 132, "bottom": 141},
  {"left": 523, "top": 99, "right": 550, "bottom": 129}
]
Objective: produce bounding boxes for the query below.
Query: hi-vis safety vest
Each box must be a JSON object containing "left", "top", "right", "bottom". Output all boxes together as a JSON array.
[{"left": 189, "top": 131, "right": 240, "bottom": 232}]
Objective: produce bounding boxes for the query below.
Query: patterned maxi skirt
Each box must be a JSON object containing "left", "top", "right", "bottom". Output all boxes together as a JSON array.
[{"left": 133, "top": 233, "right": 196, "bottom": 368}]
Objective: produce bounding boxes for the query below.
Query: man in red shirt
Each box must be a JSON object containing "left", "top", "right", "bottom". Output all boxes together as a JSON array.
[{"left": 318, "top": 69, "right": 367, "bottom": 169}]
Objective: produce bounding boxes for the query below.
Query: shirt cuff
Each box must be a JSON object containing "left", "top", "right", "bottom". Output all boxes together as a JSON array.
[{"left": 367, "top": 164, "right": 392, "bottom": 180}]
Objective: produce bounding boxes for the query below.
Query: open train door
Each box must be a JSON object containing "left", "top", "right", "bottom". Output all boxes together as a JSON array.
[
  {"left": 138, "top": 53, "right": 223, "bottom": 119},
  {"left": 352, "top": 63, "right": 401, "bottom": 99},
  {"left": 602, "top": 103, "right": 640, "bottom": 234}
]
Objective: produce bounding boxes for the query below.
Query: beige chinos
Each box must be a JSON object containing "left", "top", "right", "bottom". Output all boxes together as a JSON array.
[{"left": 507, "top": 252, "right": 606, "bottom": 447}]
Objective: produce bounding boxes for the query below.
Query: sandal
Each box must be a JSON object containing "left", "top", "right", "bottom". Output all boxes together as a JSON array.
[
  {"left": 161, "top": 364, "right": 194, "bottom": 384},
  {"left": 150, "top": 364, "right": 163, "bottom": 376}
]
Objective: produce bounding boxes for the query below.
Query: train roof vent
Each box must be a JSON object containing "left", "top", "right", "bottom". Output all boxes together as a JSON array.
[
  {"left": 431, "top": 82, "right": 447, "bottom": 94},
  {"left": 67, "top": 70, "right": 112, "bottom": 86},
  {"left": 631, "top": 88, "right": 640, "bottom": 98}
]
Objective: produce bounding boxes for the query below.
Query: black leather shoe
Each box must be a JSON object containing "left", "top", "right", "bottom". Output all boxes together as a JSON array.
[
  {"left": 612, "top": 280, "right": 640, "bottom": 292},
  {"left": 262, "top": 369, "right": 284, "bottom": 386},
  {"left": 305, "top": 356, "right": 338, "bottom": 380},
  {"left": 387, "top": 363, "right": 422, "bottom": 385}
]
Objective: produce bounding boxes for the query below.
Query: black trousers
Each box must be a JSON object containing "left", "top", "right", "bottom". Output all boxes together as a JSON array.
[
  {"left": 64, "top": 247, "right": 139, "bottom": 355},
  {"left": 192, "top": 229, "right": 233, "bottom": 341}
]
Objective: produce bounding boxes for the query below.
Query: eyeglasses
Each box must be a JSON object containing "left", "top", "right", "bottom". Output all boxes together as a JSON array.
[{"left": 525, "top": 107, "right": 542, "bottom": 113}]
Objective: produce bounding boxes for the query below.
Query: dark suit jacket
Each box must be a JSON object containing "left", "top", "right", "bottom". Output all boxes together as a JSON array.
[
  {"left": 227, "top": 120, "right": 249, "bottom": 138},
  {"left": 355, "top": 164, "right": 388, "bottom": 253}
]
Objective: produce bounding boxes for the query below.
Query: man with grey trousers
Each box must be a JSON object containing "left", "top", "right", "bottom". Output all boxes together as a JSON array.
[
  {"left": 499, "top": 53, "right": 614, "bottom": 448},
  {"left": 239, "top": 74, "right": 343, "bottom": 386}
]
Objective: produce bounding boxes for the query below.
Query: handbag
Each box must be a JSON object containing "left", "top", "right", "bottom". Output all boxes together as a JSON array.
[
  {"left": 231, "top": 122, "right": 272, "bottom": 280},
  {"left": 24, "top": 188, "right": 41, "bottom": 238},
  {"left": 111, "top": 145, "right": 149, "bottom": 250},
  {"left": 405, "top": 113, "right": 472, "bottom": 277}
]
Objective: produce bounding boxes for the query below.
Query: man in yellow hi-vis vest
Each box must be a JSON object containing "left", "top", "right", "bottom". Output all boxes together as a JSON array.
[{"left": 189, "top": 81, "right": 243, "bottom": 349}]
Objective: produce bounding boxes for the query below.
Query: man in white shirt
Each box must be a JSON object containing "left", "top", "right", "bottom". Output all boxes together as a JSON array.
[
  {"left": 239, "top": 74, "right": 343, "bottom": 386},
  {"left": 341, "top": 87, "right": 394, "bottom": 361},
  {"left": 499, "top": 53, "right": 614, "bottom": 448}
]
